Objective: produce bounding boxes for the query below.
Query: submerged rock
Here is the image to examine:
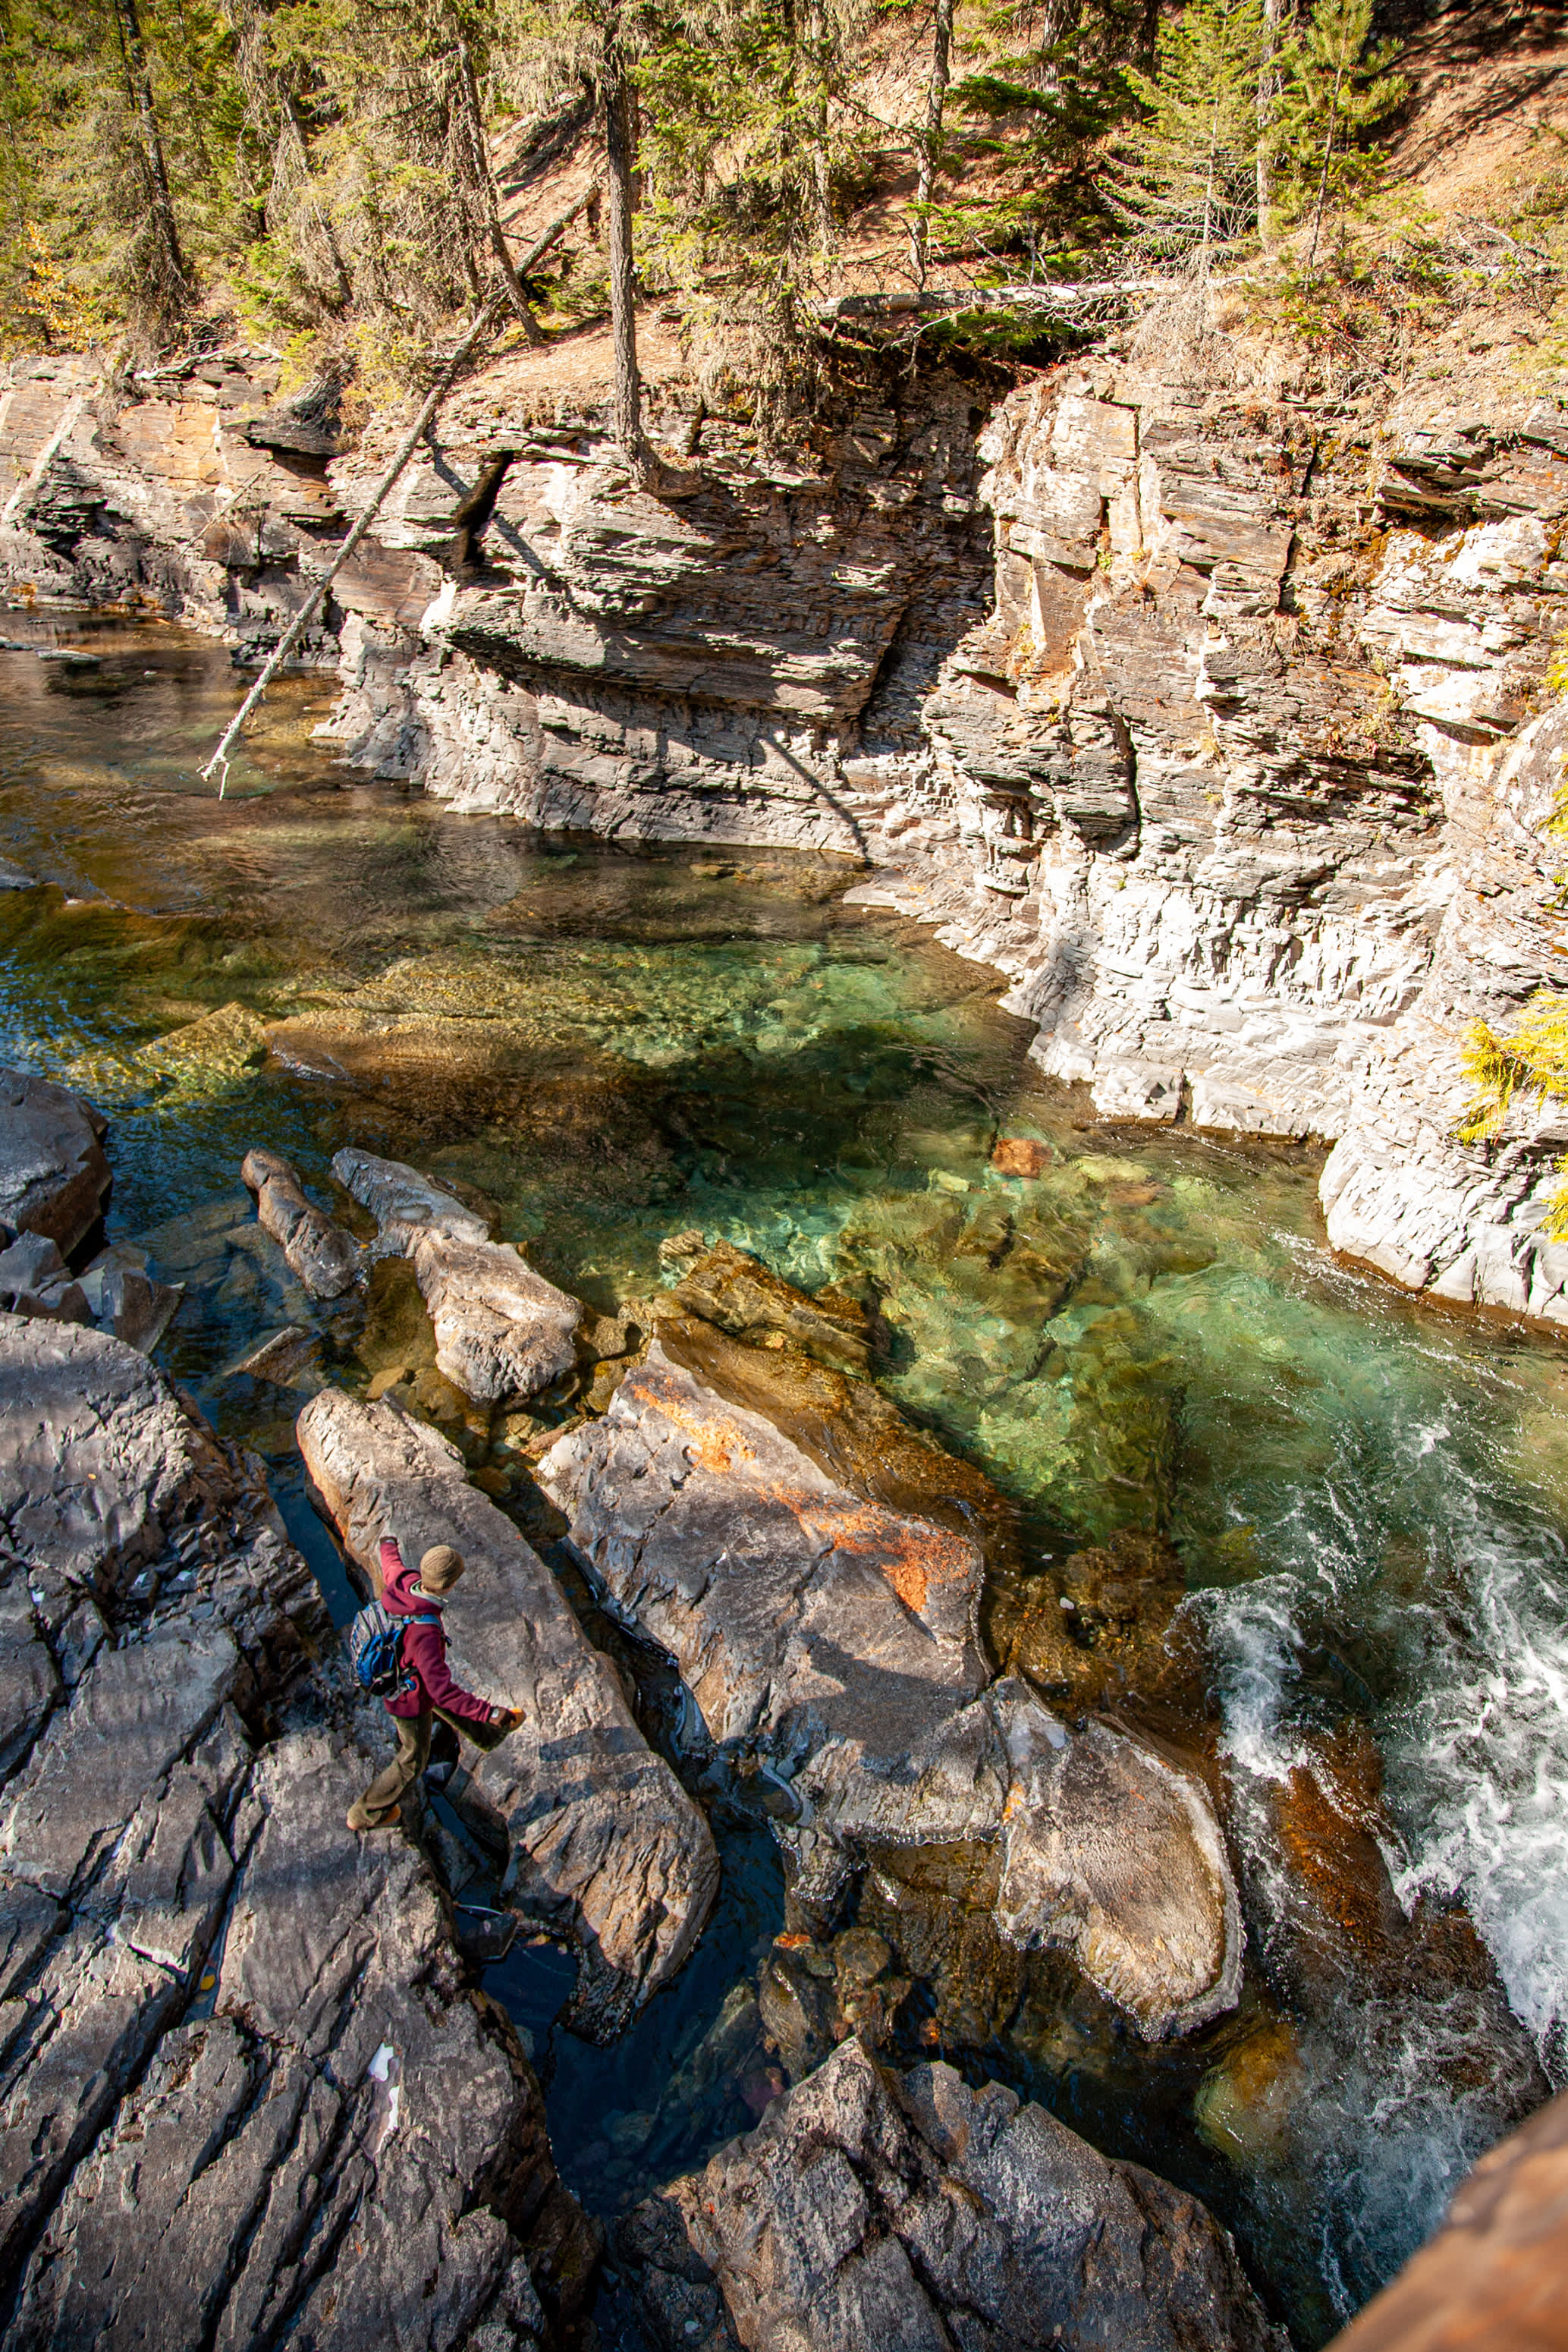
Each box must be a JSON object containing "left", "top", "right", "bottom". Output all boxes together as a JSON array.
[
  {"left": 331, "top": 1143, "right": 491, "bottom": 1244},
  {"left": 989, "top": 1527, "right": 1196, "bottom": 1710},
  {"left": 655, "top": 1306, "right": 1021, "bottom": 1574},
  {"left": 225, "top": 1322, "right": 325, "bottom": 1390},
  {"left": 658, "top": 1231, "right": 873, "bottom": 1372},
  {"left": 297, "top": 1386, "right": 719, "bottom": 2039},
  {"left": 410, "top": 1228, "right": 580, "bottom": 1404},
  {"left": 0, "top": 1068, "right": 111, "bottom": 1258},
  {"left": 241, "top": 1145, "right": 361, "bottom": 1300},
  {"left": 538, "top": 1342, "right": 1241, "bottom": 2039},
  {"left": 0, "top": 1316, "right": 592, "bottom": 2346},
  {"left": 616, "top": 2036, "right": 1287, "bottom": 2352}
]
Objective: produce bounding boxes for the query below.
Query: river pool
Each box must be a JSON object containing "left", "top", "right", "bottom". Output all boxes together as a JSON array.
[{"left": 4, "top": 610, "right": 1566, "bottom": 2344}]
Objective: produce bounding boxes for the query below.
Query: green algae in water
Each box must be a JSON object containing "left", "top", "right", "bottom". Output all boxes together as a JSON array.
[{"left": 5, "top": 617, "right": 1568, "bottom": 2341}]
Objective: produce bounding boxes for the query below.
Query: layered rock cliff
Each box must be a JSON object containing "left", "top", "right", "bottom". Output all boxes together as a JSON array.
[{"left": 6, "top": 335, "right": 1568, "bottom": 1322}]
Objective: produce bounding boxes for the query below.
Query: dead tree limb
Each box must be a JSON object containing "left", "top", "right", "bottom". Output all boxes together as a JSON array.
[{"left": 200, "top": 201, "right": 587, "bottom": 792}]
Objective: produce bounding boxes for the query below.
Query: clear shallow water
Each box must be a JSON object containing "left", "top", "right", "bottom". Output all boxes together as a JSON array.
[{"left": 5, "top": 614, "right": 1568, "bottom": 2343}]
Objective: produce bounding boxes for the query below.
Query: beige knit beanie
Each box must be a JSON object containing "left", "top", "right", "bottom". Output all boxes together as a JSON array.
[{"left": 418, "top": 1544, "right": 466, "bottom": 1594}]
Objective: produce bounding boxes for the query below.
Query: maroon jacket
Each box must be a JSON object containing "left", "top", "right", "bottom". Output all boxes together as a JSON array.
[{"left": 378, "top": 1538, "right": 500, "bottom": 1728}]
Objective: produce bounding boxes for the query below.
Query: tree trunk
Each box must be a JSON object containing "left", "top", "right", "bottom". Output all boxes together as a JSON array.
[
  {"left": 1305, "top": 61, "right": 1345, "bottom": 281},
  {"left": 108, "top": 0, "right": 190, "bottom": 311},
  {"left": 910, "top": 0, "right": 954, "bottom": 288},
  {"left": 456, "top": 37, "right": 545, "bottom": 346},
  {"left": 803, "top": 0, "right": 833, "bottom": 256},
  {"left": 1036, "top": 0, "right": 1079, "bottom": 101},
  {"left": 602, "top": 14, "right": 653, "bottom": 483},
  {"left": 1200, "top": 96, "right": 1220, "bottom": 281},
  {"left": 1256, "top": 0, "right": 1284, "bottom": 242},
  {"left": 280, "top": 90, "right": 354, "bottom": 310}
]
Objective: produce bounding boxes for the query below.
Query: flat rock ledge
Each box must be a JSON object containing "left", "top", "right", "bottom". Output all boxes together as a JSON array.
[
  {"left": 538, "top": 1343, "right": 1241, "bottom": 2041},
  {"left": 0, "top": 1068, "right": 111, "bottom": 1259},
  {"left": 297, "top": 1386, "right": 719, "bottom": 2040},
  {"left": 332, "top": 1148, "right": 580, "bottom": 1402},
  {"left": 0, "top": 1316, "right": 593, "bottom": 2350},
  {"left": 615, "top": 2036, "right": 1287, "bottom": 2352}
]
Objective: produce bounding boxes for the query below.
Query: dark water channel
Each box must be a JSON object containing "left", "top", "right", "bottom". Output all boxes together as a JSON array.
[{"left": 4, "top": 612, "right": 1567, "bottom": 2344}]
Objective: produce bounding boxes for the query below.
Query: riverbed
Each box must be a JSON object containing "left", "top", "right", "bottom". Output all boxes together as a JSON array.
[{"left": 4, "top": 610, "right": 1566, "bottom": 2344}]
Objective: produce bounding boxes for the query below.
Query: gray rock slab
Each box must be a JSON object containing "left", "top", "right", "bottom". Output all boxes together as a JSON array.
[
  {"left": 331, "top": 1145, "right": 491, "bottom": 1241},
  {"left": 410, "top": 1229, "right": 580, "bottom": 1403},
  {"left": 618, "top": 2036, "right": 1287, "bottom": 2352},
  {"left": 0, "top": 1624, "right": 237, "bottom": 1898},
  {"left": 0, "top": 1310, "right": 593, "bottom": 2347},
  {"left": 537, "top": 1346, "right": 1240, "bottom": 2039},
  {"left": 0, "top": 1069, "right": 110, "bottom": 1258},
  {"left": 296, "top": 1387, "right": 719, "bottom": 2040},
  {"left": 0, "top": 1314, "right": 236, "bottom": 1593}
]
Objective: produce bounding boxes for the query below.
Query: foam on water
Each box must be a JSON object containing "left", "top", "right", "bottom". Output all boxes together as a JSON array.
[{"left": 1196, "top": 1327, "right": 1568, "bottom": 2319}]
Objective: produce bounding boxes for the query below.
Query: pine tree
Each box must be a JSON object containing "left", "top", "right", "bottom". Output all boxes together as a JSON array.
[
  {"left": 1276, "top": 0, "right": 1405, "bottom": 276},
  {"left": 634, "top": 0, "right": 873, "bottom": 413},
  {"left": 601, "top": 0, "right": 652, "bottom": 476},
  {"left": 1255, "top": 0, "right": 1286, "bottom": 241},
  {"left": 1100, "top": 0, "right": 1268, "bottom": 275},
  {"left": 924, "top": 0, "right": 1139, "bottom": 279}
]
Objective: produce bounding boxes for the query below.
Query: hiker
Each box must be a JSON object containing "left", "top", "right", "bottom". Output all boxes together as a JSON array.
[{"left": 347, "top": 1536, "right": 520, "bottom": 1833}]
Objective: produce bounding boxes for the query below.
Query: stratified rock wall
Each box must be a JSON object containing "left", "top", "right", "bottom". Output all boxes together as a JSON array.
[{"left": 8, "top": 344, "right": 1568, "bottom": 1316}]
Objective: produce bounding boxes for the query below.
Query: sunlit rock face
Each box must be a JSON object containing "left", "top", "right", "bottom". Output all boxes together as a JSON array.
[
  {"left": 295, "top": 1384, "right": 720, "bottom": 2040},
  {"left": 320, "top": 379, "right": 995, "bottom": 852},
  {"left": 9, "top": 342, "right": 1568, "bottom": 1316},
  {"left": 0, "top": 1319, "right": 597, "bottom": 2345},
  {"left": 614, "top": 2037, "right": 1288, "bottom": 2352},
  {"left": 537, "top": 1337, "right": 1243, "bottom": 2042},
  {"left": 824, "top": 376, "right": 1568, "bottom": 1322}
]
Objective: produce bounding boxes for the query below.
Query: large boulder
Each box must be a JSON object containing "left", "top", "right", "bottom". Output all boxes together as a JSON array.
[
  {"left": 240, "top": 1146, "right": 361, "bottom": 1300},
  {"left": 0, "top": 1317, "right": 593, "bottom": 2347},
  {"left": 537, "top": 1337, "right": 988, "bottom": 1759},
  {"left": 0, "top": 1069, "right": 111, "bottom": 1258},
  {"left": 537, "top": 1342, "right": 1242, "bottom": 2039},
  {"left": 658, "top": 1231, "right": 873, "bottom": 1373},
  {"left": 410, "top": 1228, "right": 580, "bottom": 1404},
  {"left": 330, "top": 1146, "right": 577, "bottom": 1403},
  {"left": 296, "top": 1387, "right": 719, "bottom": 2039},
  {"left": 616, "top": 2036, "right": 1287, "bottom": 2352}
]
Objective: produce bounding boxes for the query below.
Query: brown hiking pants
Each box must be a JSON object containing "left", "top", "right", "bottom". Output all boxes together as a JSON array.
[
  {"left": 348, "top": 1705, "right": 511, "bottom": 1829},
  {"left": 348, "top": 1709, "right": 434, "bottom": 1829}
]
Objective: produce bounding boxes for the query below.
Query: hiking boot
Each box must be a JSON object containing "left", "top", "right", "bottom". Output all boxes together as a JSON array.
[{"left": 347, "top": 1802, "right": 401, "bottom": 1832}]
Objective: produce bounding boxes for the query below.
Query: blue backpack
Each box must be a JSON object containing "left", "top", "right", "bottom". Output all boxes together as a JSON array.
[{"left": 346, "top": 1599, "right": 440, "bottom": 1698}]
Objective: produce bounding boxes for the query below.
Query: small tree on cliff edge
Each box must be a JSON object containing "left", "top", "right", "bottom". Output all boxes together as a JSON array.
[
  {"left": 1277, "top": 0, "right": 1405, "bottom": 279},
  {"left": 602, "top": 0, "right": 655, "bottom": 481},
  {"left": 1100, "top": 0, "right": 1267, "bottom": 278},
  {"left": 513, "top": 0, "right": 653, "bottom": 480}
]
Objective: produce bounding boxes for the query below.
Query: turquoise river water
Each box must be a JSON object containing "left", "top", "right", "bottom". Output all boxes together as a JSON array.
[{"left": 2, "top": 611, "right": 1566, "bottom": 2345}]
